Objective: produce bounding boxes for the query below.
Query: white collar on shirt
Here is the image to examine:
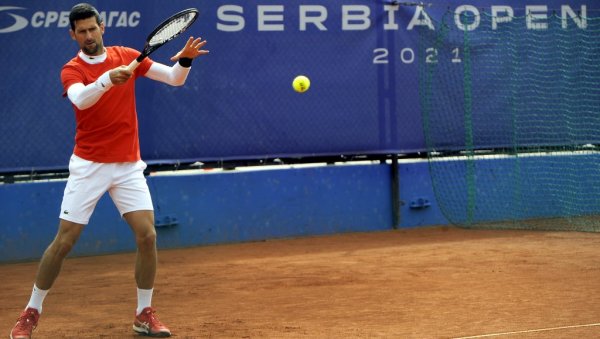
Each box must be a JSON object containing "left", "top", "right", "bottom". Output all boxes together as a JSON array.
[{"left": 78, "top": 48, "right": 107, "bottom": 64}]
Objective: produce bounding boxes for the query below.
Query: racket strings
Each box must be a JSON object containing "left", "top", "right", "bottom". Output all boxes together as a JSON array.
[{"left": 149, "top": 12, "right": 196, "bottom": 46}]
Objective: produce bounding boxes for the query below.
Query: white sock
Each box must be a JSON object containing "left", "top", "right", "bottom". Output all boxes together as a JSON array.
[
  {"left": 136, "top": 288, "right": 153, "bottom": 315},
  {"left": 26, "top": 284, "right": 49, "bottom": 313}
]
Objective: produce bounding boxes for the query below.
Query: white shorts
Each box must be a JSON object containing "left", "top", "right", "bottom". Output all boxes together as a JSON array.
[{"left": 59, "top": 154, "right": 154, "bottom": 225}]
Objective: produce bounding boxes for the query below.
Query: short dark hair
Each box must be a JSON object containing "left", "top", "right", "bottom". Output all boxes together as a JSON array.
[{"left": 69, "top": 3, "right": 102, "bottom": 30}]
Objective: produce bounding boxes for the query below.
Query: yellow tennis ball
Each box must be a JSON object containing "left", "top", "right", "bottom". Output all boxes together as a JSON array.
[{"left": 293, "top": 75, "right": 310, "bottom": 93}]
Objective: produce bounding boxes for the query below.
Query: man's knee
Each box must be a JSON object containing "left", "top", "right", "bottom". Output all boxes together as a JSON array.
[
  {"left": 49, "top": 220, "right": 84, "bottom": 257},
  {"left": 133, "top": 220, "right": 157, "bottom": 251},
  {"left": 136, "top": 229, "right": 157, "bottom": 250},
  {"left": 124, "top": 210, "right": 157, "bottom": 250}
]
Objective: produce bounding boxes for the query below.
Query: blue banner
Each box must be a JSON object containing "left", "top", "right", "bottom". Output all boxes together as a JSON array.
[{"left": 0, "top": 0, "right": 594, "bottom": 172}]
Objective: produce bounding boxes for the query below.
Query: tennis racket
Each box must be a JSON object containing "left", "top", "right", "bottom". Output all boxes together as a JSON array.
[{"left": 126, "top": 8, "right": 199, "bottom": 72}]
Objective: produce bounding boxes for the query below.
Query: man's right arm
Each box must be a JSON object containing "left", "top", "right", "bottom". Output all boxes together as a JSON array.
[
  {"left": 65, "top": 66, "right": 133, "bottom": 110},
  {"left": 67, "top": 71, "right": 113, "bottom": 110}
]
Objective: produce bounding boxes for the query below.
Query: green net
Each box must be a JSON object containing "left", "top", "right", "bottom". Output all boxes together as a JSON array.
[{"left": 419, "top": 8, "right": 600, "bottom": 231}]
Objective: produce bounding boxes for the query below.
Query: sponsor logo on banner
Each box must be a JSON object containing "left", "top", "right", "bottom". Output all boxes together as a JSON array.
[{"left": 0, "top": 6, "right": 141, "bottom": 33}]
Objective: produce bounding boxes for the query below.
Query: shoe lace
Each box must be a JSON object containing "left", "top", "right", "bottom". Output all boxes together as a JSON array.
[
  {"left": 145, "top": 308, "right": 164, "bottom": 326},
  {"left": 15, "top": 310, "right": 37, "bottom": 331}
]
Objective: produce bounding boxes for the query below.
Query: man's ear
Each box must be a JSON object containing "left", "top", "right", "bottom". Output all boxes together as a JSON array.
[
  {"left": 100, "top": 22, "right": 105, "bottom": 34},
  {"left": 69, "top": 29, "right": 75, "bottom": 41}
]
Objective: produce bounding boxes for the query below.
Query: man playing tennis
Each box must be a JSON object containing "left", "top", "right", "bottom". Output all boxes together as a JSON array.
[{"left": 10, "top": 3, "right": 208, "bottom": 339}]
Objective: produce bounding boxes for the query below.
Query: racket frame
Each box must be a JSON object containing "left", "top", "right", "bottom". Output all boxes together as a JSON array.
[{"left": 126, "top": 8, "right": 199, "bottom": 72}]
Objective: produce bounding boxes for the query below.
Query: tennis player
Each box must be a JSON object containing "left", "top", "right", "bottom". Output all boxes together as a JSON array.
[{"left": 10, "top": 3, "right": 208, "bottom": 339}]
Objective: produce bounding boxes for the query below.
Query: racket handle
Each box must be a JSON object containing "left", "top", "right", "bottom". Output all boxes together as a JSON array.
[{"left": 126, "top": 59, "right": 140, "bottom": 73}]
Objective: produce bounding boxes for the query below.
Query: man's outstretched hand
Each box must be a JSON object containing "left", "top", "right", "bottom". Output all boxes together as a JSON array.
[{"left": 170, "top": 36, "right": 209, "bottom": 62}]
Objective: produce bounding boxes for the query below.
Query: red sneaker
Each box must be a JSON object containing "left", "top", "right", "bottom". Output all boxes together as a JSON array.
[
  {"left": 10, "top": 307, "right": 40, "bottom": 339},
  {"left": 133, "top": 307, "right": 171, "bottom": 337}
]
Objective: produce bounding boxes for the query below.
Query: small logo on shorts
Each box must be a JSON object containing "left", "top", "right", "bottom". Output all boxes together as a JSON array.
[{"left": 63, "top": 210, "right": 69, "bottom": 215}]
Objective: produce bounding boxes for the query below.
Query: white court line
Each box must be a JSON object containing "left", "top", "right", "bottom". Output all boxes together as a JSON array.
[{"left": 453, "top": 322, "right": 600, "bottom": 339}]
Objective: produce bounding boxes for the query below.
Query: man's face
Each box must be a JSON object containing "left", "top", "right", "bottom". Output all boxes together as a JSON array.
[{"left": 69, "top": 17, "right": 105, "bottom": 56}]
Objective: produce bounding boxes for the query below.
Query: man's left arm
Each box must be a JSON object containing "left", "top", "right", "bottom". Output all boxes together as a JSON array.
[{"left": 144, "top": 36, "right": 208, "bottom": 86}]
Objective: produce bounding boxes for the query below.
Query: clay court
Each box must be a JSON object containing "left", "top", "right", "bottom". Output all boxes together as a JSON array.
[{"left": 2, "top": 226, "right": 600, "bottom": 338}]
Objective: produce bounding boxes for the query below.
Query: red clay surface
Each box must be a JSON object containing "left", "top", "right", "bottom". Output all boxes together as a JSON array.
[{"left": 2, "top": 226, "right": 600, "bottom": 338}]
